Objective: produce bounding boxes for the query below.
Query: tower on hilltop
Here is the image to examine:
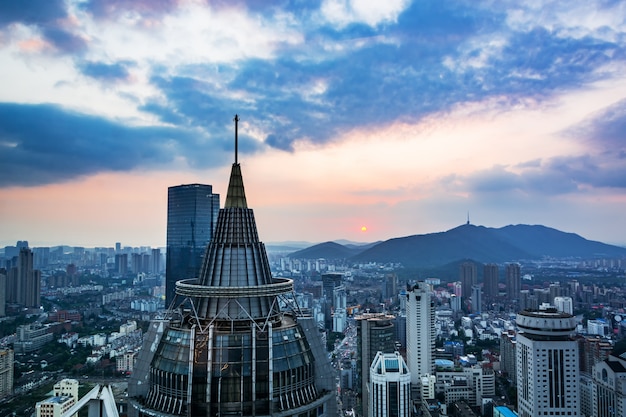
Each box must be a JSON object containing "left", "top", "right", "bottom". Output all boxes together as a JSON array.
[{"left": 130, "top": 116, "right": 336, "bottom": 417}]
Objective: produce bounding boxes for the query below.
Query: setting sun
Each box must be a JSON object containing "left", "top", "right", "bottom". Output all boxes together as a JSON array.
[{"left": 361, "top": 226, "right": 367, "bottom": 232}]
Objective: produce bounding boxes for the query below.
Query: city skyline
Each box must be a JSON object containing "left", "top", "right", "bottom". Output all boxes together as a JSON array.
[{"left": 1, "top": 1, "right": 626, "bottom": 248}]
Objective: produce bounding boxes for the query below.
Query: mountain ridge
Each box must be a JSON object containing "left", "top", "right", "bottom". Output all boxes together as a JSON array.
[{"left": 287, "top": 224, "right": 626, "bottom": 268}]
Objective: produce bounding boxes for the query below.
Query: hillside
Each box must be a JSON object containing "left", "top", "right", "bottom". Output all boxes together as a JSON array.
[
  {"left": 288, "top": 241, "right": 366, "bottom": 259},
  {"left": 288, "top": 224, "right": 626, "bottom": 268}
]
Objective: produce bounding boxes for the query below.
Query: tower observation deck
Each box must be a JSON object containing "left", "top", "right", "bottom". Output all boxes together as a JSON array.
[{"left": 129, "top": 116, "right": 336, "bottom": 417}]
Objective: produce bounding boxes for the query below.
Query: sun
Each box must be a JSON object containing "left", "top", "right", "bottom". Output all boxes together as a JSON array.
[{"left": 361, "top": 226, "right": 367, "bottom": 232}]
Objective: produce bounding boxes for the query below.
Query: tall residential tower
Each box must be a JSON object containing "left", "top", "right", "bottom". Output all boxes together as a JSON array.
[
  {"left": 516, "top": 308, "right": 580, "bottom": 417},
  {"left": 405, "top": 282, "right": 435, "bottom": 387}
]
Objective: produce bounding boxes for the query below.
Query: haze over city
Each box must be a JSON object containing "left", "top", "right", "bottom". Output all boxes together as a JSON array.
[{"left": 1, "top": 0, "right": 626, "bottom": 248}]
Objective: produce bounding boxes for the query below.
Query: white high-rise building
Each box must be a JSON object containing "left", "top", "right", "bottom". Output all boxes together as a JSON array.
[
  {"left": 554, "top": 296, "right": 574, "bottom": 315},
  {"left": 369, "top": 351, "right": 411, "bottom": 417},
  {"left": 516, "top": 308, "right": 580, "bottom": 417},
  {"left": 592, "top": 353, "right": 626, "bottom": 417},
  {"left": 406, "top": 282, "right": 435, "bottom": 388}
]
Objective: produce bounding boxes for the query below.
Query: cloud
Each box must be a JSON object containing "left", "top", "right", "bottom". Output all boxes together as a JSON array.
[
  {"left": 0, "top": 103, "right": 243, "bottom": 187},
  {"left": 0, "top": 0, "right": 67, "bottom": 27},
  {"left": 144, "top": 12, "right": 622, "bottom": 153},
  {"left": 3, "top": 0, "right": 626, "bottom": 186},
  {"left": 41, "top": 27, "right": 87, "bottom": 53},
  {"left": 77, "top": 60, "right": 132, "bottom": 82},
  {"left": 80, "top": 0, "right": 180, "bottom": 20},
  {"left": 0, "top": 0, "right": 87, "bottom": 53},
  {"left": 319, "top": 0, "right": 412, "bottom": 28},
  {"left": 457, "top": 151, "right": 626, "bottom": 197},
  {"left": 568, "top": 98, "right": 626, "bottom": 150}
]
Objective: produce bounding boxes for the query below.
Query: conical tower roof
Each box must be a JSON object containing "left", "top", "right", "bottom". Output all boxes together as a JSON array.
[
  {"left": 224, "top": 162, "right": 247, "bottom": 208},
  {"left": 175, "top": 115, "right": 284, "bottom": 323}
]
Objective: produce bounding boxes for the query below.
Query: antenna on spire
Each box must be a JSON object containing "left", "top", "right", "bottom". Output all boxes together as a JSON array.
[{"left": 233, "top": 114, "right": 240, "bottom": 164}]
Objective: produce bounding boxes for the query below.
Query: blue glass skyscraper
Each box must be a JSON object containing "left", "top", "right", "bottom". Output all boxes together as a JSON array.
[{"left": 165, "top": 184, "right": 220, "bottom": 306}]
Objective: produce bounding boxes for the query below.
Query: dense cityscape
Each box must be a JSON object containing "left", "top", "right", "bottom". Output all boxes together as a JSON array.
[
  {"left": 1, "top": 156, "right": 626, "bottom": 417},
  {"left": 3, "top": 1, "right": 626, "bottom": 417}
]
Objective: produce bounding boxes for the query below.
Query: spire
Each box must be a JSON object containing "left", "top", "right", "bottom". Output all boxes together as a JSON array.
[{"left": 224, "top": 114, "right": 248, "bottom": 208}]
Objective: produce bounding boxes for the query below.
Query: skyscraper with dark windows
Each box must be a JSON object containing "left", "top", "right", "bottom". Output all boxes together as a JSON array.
[
  {"left": 322, "top": 273, "right": 342, "bottom": 330},
  {"left": 483, "top": 263, "right": 499, "bottom": 299},
  {"left": 130, "top": 117, "right": 335, "bottom": 417},
  {"left": 165, "top": 184, "right": 220, "bottom": 306},
  {"left": 459, "top": 261, "right": 477, "bottom": 301},
  {"left": 6, "top": 247, "right": 40, "bottom": 309},
  {"left": 356, "top": 313, "right": 396, "bottom": 417},
  {"left": 506, "top": 263, "right": 521, "bottom": 301}
]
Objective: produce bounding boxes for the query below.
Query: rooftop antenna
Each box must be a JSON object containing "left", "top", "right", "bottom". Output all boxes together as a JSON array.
[{"left": 233, "top": 114, "right": 240, "bottom": 164}]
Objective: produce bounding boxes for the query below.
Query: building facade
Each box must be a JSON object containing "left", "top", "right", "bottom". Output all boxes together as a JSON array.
[
  {"left": 516, "top": 308, "right": 580, "bottom": 417},
  {"left": 591, "top": 353, "right": 626, "bottom": 417},
  {"left": 6, "top": 247, "right": 41, "bottom": 308},
  {"left": 505, "top": 263, "right": 521, "bottom": 301},
  {"left": 36, "top": 378, "right": 79, "bottom": 417},
  {"left": 405, "top": 282, "right": 435, "bottom": 388},
  {"left": 0, "top": 348, "right": 13, "bottom": 399},
  {"left": 459, "top": 262, "right": 477, "bottom": 301},
  {"left": 483, "top": 263, "right": 499, "bottom": 299},
  {"left": 369, "top": 352, "right": 411, "bottom": 417},
  {"left": 356, "top": 313, "right": 396, "bottom": 417},
  {"left": 165, "top": 183, "right": 220, "bottom": 306}
]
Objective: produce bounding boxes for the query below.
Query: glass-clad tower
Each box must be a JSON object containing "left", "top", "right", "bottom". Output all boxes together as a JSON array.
[
  {"left": 130, "top": 117, "right": 336, "bottom": 417},
  {"left": 165, "top": 184, "right": 220, "bottom": 306}
]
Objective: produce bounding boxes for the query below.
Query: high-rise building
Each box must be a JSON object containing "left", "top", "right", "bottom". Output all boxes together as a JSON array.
[
  {"left": 554, "top": 296, "right": 574, "bottom": 315},
  {"left": 471, "top": 284, "right": 482, "bottom": 313},
  {"left": 150, "top": 248, "right": 161, "bottom": 274},
  {"left": 356, "top": 313, "right": 396, "bottom": 417},
  {"left": 369, "top": 351, "right": 411, "bottom": 417},
  {"left": 516, "top": 308, "right": 579, "bottom": 417},
  {"left": 499, "top": 330, "right": 516, "bottom": 381},
  {"left": 483, "top": 263, "right": 499, "bottom": 299},
  {"left": 459, "top": 261, "right": 477, "bottom": 301},
  {"left": 592, "top": 353, "right": 626, "bottom": 417},
  {"left": 0, "top": 348, "right": 13, "bottom": 400},
  {"left": 0, "top": 271, "right": 5, "bottom": 317},
  {"left": 165, "top": 183, "right": 220, "bottom": 306},
  {"left": 405, "top": 282, "right": 435, "bottom": 387},
  {"left": 576, "top": 335, "right": 613, "bottom": 375},
  {"left": 6, "top": 247, "right": 40, "bottom": 308},
  {"left": 506, "top": 263, "right": 521, "bottom": 301},
  {"left": 129, "top": 118, "right": 335, "bottom": 417},
  {"left": 385, "top": 274, "right": 398, "bottom": 302},
  {"left": 333, "top": 285, "right": 347, "bottom": 332},
  {"left": 322, "top": 273, "right": 343, "bottom": 330}
]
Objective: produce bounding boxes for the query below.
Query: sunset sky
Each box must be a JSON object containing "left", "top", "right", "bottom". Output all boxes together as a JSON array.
[{"left": 1, "top": 0, "right": 626, "bottom": 248}]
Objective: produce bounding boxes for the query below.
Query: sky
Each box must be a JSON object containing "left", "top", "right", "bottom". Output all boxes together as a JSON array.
[{"left": 1, "top": 0, "right": 626, "bottom": 249}]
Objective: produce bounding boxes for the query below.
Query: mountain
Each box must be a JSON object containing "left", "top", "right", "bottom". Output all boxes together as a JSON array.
[
  {"left": 288, "top": 241, "right": 367, "bottom": 259},
  {"left": 351, "top": 224, "right": 626, "bottom": 267},
  {"left": 491, "top": 224, "right": 625, "bottom": 258},
  {"left": 288, "top": 224, "right": 626, "bottom": 268}
]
